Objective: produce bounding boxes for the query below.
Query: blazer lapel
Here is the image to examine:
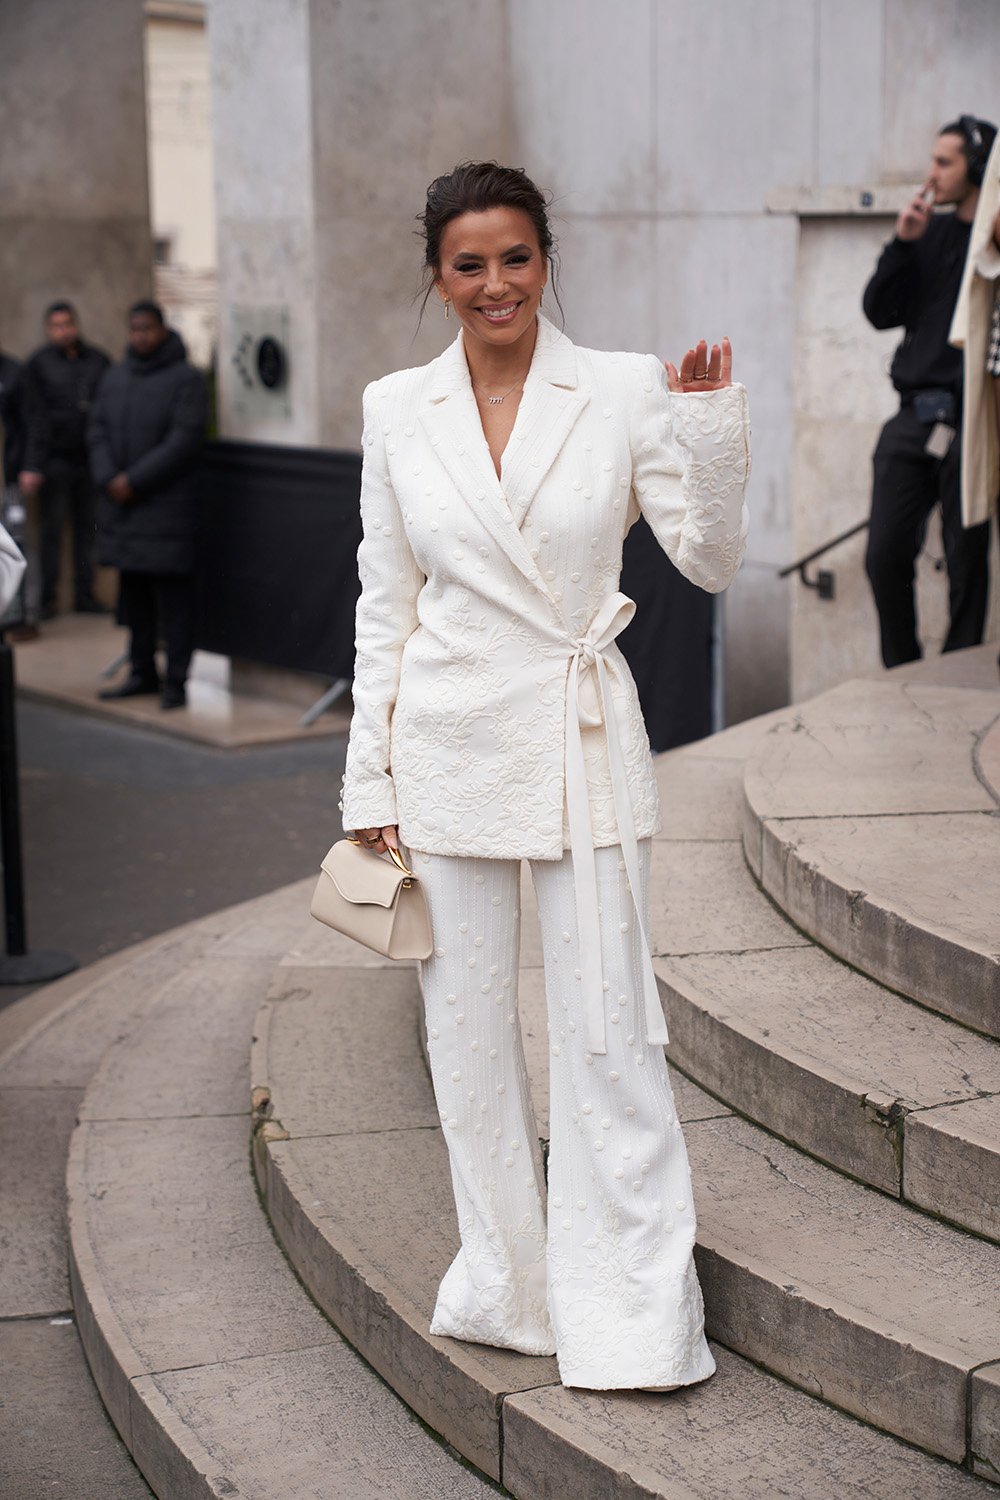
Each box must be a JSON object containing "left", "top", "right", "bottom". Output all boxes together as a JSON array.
[
  {"left": 419, "top": 334, "right": 544, "bottom": 592},
  {"left": 502, "top": 316, "right": 591, "bottom": 528},
  {"left": 418, "top": 318, "right": 590, "bottom": 601}
]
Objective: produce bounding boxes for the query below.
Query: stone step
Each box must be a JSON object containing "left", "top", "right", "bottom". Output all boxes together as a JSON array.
[
  {"left": 254, "top": 964, "right": 1000, "bottom": 1480},
  {"left": 658, "top": 940, "right": 1000, "bottom": 1242},
  {"left": 740, "top": 677, "right": 1000, "bottom": 1038},
  {"left": 62, "top": 889, "right": 502, "bottom": 1500},
  {"left": 649, "top": 730, "right": 1000, "bottom": 1243},
  {"left": 60, "top": 871, "right": 1000, "bottom": 1498}
]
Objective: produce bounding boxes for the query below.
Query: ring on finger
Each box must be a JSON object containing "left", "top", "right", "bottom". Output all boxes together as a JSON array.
[{"left": 363, "top": 834, "right": 380, "bottom": 847}]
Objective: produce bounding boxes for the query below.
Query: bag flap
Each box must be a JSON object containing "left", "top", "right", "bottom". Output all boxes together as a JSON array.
[{"left": 319, "top": 840, "right": 408, "bottom": 909}]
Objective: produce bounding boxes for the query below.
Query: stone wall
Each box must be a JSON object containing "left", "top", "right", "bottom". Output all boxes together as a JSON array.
[
  {"left": 506, "top": 0, "right": 1000, "bottom": 717},
  {"left": 206, "top": 0, "right": 1000, "bottom": 719},
  {"left": 0, "top": 0, "right": 152, "bottom": 361},
  {"left": 208, "top": 0, "right": 510, "bottom": 448}
]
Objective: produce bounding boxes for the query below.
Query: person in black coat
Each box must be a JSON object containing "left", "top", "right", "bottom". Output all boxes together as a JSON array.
[
  {"left": 88, "top": 302, "right": 208, "bottom": 710},
  {"left": 20, "top": 301, "right": 110, "bottom": 618},
  {"left": 0, "top": 346, "right": 38, "bottom": 637}
]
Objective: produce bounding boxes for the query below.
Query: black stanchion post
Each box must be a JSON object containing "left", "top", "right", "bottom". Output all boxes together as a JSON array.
[{"left": 0, "top": 640, "right": 76, "bottom": 984}]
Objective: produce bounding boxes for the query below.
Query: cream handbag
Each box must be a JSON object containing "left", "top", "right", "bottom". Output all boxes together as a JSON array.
[{"left": 310, "top": 838, "right": 433, "bottom": 960}]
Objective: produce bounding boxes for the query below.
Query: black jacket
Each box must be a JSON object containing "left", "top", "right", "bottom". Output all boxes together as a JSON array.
[
  {"left": 23, "top": 340, "right": 110, "bottom": 470},
  {"left": 863, "top": 214, "right": 971, "bottom": 399},
  {"left": 0, "top": 353, "right": 29, "bottom": 480},
  {"left": 88, "top": 331, "right": 208, "bottom": 575}
]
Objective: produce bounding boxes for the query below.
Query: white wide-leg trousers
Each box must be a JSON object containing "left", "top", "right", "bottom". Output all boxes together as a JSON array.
[{"left": 415, "top": 842, "right": 716, "bottom": 1391}]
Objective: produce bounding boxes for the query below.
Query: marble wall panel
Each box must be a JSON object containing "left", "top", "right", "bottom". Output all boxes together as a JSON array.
[
  {"left": 0, "top": 0, "right": 149, "bottom": 220},
  {"left": 0, "top": 0, "right": 151, "bottom": 356},
  {"left": 882, "top": 0, "right": 1000, "bottom": 181},
  {"left": 508, "top": 0, "right": 655, "bottom": 215},
  {"left": 308, "top": 0, "right": 509, "bottom": 214},
  {"left": 313, "top": 212, "right": 453, "bottom": 449},
  {"left": 816, "top": 0, "right": 884, "bottom": 186},
  {"left": 794, "top": 218, "right": 900, "bottom": 425},
  {"left": 549, "top": 216, "right": 658, "bottom": 358},
  {"left": 210, "top": 0, "right": 319, "bottom": 443},
  {"left": 654, "top": 1, "right": 816, "bottom": 213},
  {"left": 210, "top": 0, "right": 314, "bottom": 223},
  {"left": 656, "top": 213, "right": 799, "bottom": 569},
  {"left": 724, "top": 563, "right": 791, "bottom": 725}
]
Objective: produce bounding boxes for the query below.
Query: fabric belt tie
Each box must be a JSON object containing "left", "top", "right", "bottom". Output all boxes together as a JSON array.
[{"left": 564, "top": 591, "right": 669, "bottom": 1056}]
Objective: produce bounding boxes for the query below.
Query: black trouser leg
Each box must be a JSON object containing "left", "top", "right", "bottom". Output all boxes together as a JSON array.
[
  {"left": 69, "top": 470, "right": 98, "bottom": 606},
  {"left": 39, "top": 472, "right": 70, "bottom": 612},
  {"left": 153, "top": 573, "right": 195, "bottom": 688},
  {"left": 118, "top": 572, "right": 159, "bottom": 682},
  {"left": 938, "top": 438, "right": 990, "bottom": 653},
  {"left": 866, "top": 409, "right": 935, "bottom": 668}
]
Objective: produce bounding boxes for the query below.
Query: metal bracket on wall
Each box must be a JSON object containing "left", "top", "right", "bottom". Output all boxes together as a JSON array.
[{"left": 778, "top": 519, "right": 869, "bottom": 603}]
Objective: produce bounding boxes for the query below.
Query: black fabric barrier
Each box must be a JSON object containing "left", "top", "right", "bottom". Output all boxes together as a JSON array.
[
  {"left": 194, "top": 442, "right": 713, "bottom": 748},
  {"left": 618, "top": 516, "right": 714, "bottom": 753},
  {"left": 196, "top": 439, "right": 363, "bottom": 680}
]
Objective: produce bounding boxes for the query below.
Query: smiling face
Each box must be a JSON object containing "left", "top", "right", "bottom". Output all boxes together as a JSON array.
[{"left": 434, "top": 206, "right": 547, "bottom": 358}]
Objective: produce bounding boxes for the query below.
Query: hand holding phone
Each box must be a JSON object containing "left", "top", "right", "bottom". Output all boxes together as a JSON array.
[{"left": 897, "top": 182, "right": 934, "bottom": 242}]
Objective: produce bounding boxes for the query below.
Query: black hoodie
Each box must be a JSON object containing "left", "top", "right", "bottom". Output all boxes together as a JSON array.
[{"left": 88, "top": 330, "right": 208, "bottom": 574}]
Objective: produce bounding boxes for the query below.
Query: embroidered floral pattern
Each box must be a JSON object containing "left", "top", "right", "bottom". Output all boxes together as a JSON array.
[{"left": 341, "top": 322, "right": 749, "bottom": 854}]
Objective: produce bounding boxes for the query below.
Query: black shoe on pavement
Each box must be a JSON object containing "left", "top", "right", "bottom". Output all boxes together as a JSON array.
[
  {"left": 75, "top": 597, "right": 110, "bottom": 615},
  {"left": 161, "top": 682, "right": 187, "bottom": 711},
  {"left": 98, "top": 674, "right": 161, "bottom": 701}
]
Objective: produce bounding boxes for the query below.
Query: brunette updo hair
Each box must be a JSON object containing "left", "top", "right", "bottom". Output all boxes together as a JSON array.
[{"left": 417, "top": 161, "right": 560, "bottom": 318}]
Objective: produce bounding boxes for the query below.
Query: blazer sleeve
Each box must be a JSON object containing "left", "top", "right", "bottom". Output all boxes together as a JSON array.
[
  {"left": 339, "top": 382, "right": 424, "bottom": 833},
  {"left": 628, "top": 355, "right": 750, "bottom": 593}
]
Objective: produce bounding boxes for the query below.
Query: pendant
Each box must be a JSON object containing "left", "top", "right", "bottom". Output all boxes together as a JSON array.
[{"left": 488, "top": 395, "right": 504, "bottom": 404}]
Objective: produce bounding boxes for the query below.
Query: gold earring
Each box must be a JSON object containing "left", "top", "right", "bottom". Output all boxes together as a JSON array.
[{"left": 444, "top": 300, "right": 450, "bottom": 319}]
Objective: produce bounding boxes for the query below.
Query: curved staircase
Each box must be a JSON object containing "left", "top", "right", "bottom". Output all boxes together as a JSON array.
[{"left": 52, "top": 644, "right": 1000, "bottom": 1496}]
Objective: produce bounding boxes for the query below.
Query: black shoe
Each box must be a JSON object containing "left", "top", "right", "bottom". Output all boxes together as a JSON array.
[
  {"left": 98, "top": 673, "right": 161, "bottom": 700},
  {"left": 75, "top": 597, "right": 110, "bottom": 615},
  {"left": 161, "top": 682, "right": 187, "bottom": 710}
]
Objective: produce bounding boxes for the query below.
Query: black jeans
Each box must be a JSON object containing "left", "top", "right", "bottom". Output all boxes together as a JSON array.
[
  {"left": 118, "top": 571, "right": 195, "bottom": 688},
  {"left": 40, "top": 462, "right": 98, "bottom": 610},
  {"left": 865, "top": 406, "right": 990, "bottom": 668}
]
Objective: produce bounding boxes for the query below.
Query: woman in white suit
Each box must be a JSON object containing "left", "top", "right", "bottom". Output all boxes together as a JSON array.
[{"left": 342, "top": 163, "right": 750, "bottom": 1391}]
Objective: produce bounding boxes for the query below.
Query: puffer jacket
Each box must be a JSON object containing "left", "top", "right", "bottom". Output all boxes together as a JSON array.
[
  {"left": 88, "top": 330, "right": 208, "bottom": 574},
  {"left": 23, "top": 340, "right": 110, "bottom": 469}
]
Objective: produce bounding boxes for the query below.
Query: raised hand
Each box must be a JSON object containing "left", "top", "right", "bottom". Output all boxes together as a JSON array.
[{"left": 665, "top": 337, "right": 733, "bottom": 393}]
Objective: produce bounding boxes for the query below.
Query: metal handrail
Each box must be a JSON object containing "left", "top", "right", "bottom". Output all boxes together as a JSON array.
[{"left": 778, "top": 518, "right": 869, "bottom": 600}]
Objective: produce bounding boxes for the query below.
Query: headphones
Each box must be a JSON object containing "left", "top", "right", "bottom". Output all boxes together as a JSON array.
[{"left": 957, "top": 115, "right": 996, "bottom": 187}]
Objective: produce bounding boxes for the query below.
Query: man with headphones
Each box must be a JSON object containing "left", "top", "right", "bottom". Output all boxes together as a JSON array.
[{"left": 863, "top": 115, "right": 997, "bottom": 668}]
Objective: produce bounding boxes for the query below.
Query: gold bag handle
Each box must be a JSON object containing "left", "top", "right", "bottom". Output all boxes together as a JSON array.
[{"left": 346, "top": 835, "right": 415, "bottom": 882}]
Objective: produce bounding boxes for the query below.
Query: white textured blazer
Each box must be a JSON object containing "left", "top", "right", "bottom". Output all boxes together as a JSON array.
[{"left": 341, "top": 314, "right": 750, "bottom": 862}]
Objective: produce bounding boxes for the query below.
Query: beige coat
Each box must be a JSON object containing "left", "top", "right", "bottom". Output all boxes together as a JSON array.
[{"left": 950, "top": 132, "right": 1000, "bottom": 527}]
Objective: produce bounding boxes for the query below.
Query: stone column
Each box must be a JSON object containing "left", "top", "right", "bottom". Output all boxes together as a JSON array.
[
  {"left": 209, "top": 0, "right": 510, "bottom": 450},
  {"left": 0, "top": 0, "right": 152, "bottom": 359}
]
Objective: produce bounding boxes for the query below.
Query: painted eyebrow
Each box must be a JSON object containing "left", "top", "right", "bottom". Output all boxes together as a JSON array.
[{"left": 450, "top": 243, "right": 533, "bottom": 264}]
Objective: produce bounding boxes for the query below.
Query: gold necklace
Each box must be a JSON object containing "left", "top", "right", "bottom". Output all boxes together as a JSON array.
[{"left": 472, "top": 375, "right": 526, "bottom": 406}]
